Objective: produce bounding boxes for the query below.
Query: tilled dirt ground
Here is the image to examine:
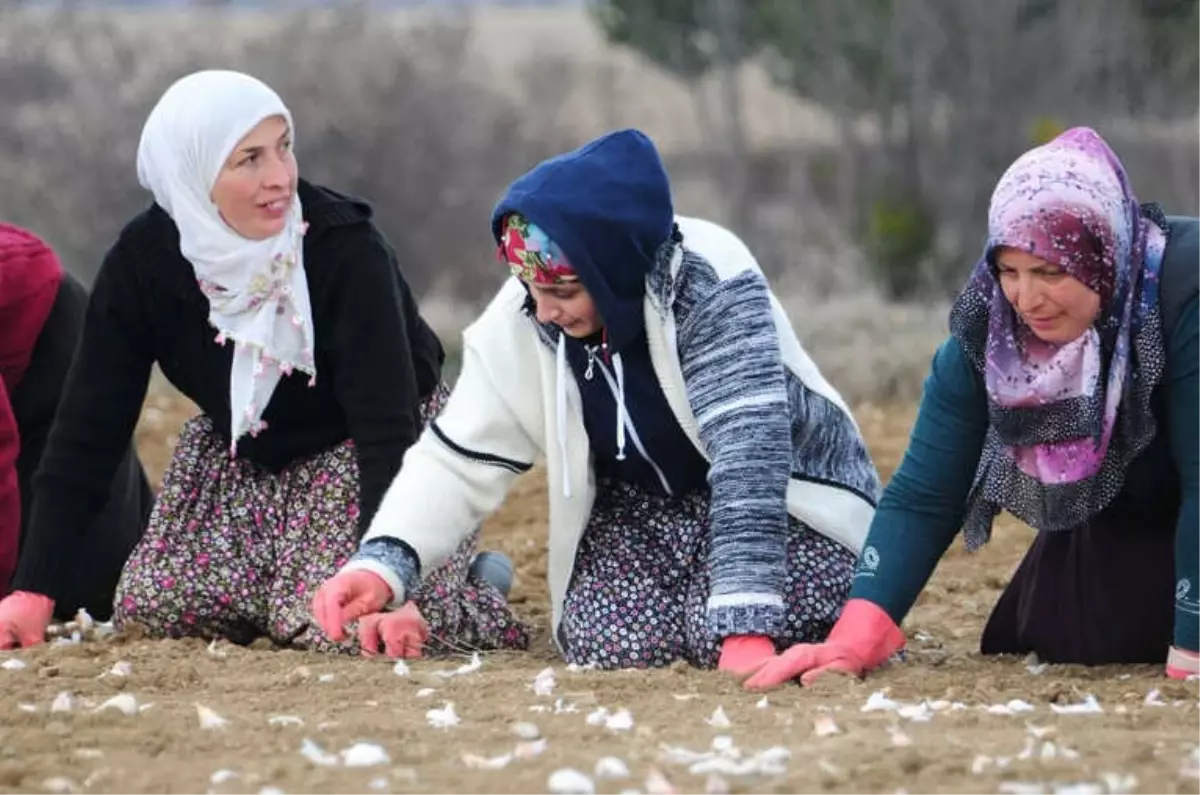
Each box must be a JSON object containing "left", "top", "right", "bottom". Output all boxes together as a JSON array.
[{"left": 0, "top": 396, "right": 1195, "bottom": 795}]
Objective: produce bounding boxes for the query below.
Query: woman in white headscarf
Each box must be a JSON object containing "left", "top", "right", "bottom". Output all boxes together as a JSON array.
[{"left": 0, "top": 70, "right": 528, "bottom": 655}]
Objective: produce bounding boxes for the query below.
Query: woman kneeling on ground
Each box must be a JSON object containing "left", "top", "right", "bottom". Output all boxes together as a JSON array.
[
  {"left": 312, "top": 129, "right": 882, "bottom": 676},
  {"left": 744, "top": 126, "right": 1199, "bottom": 689},
  {"left": 0, "top": 223, "right": 152, "bottom": 632},
  {"left": 0, "top": 70, "right": 526, "bottom": 654}
]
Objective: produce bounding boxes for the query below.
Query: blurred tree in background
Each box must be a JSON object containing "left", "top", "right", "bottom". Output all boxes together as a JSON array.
[
  {"left": 593, "top": 0, "right": 1199, "bottom": 298},
  {"left": 0, "top": 0, "right": 1195, "bottom": 310}
]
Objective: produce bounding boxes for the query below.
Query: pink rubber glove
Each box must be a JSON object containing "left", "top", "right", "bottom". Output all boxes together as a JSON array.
[
  {"left": 0, "top": 590, "right": 55, "bottom": 649},
  {"left": 358, "top": 602, "right": 430, "bottom": 659},
  {"left": 1166, "top": 646, "right": 1199, "bottom": 680},
  {"left": 744, "top": 599, "right": 906, "bottom": 690},
  {"left": 311, "top": 570, "right": 394, "bottom": 643},
  {"left": 717, "top": 635, "right": 777, "bottom": 679}
]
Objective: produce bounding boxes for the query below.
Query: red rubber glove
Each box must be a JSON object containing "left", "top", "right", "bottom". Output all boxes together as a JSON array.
[
  {"left": 311, "top": 570, "right": 394, "bottom": 643},
  {"left": 744, "top": 599, "right": 906, "bottom": 690},
  {"left": 358, "top": 602, "right": 430, "bottom": 659},
  {"left": 1166, "top": 646, "right": 1199, "bottom": 680},
  {"left": 0, "top": 590, "right": 55, "bottom": 649},
  {"left": 717, "top": 635, "right": 777, "bottom": 679}
]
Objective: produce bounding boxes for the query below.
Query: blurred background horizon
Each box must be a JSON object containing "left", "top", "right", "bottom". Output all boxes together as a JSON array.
[{"left": 1, "top": 0, "right": 1196, "bottom": 403}]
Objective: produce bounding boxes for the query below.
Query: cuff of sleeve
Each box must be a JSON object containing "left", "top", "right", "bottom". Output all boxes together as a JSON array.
[
  {"left": 343, "top": 538, "right": 421, "bottom": 610},
  {"left": 1174, "top": 604, "right": 1199, "bottom": 653},
  {"left": 706, "top": 595, "right": 786, "bottom": 639}
]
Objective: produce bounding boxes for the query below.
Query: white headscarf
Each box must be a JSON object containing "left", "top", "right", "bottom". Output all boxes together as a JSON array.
[{"left": 136, "top": 70, "right": 316, "bottom": 452}]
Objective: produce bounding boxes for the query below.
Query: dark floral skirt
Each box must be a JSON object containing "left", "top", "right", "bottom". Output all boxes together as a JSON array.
[{"left": 113, "top": 386, "right": 529, "bottom": 654}]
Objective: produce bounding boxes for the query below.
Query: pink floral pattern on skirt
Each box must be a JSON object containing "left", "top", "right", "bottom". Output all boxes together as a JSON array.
[{"left": 113, "top": 386, "right": 529, "bottom": 654}]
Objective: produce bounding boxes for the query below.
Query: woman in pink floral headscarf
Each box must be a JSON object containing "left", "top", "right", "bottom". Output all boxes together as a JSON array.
[{"left": 746, "top": 127, "right": 1199, "bottom": 689}]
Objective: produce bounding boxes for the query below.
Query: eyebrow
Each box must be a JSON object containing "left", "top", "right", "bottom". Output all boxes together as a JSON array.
[
  {"left": 996, "top": 260, "right": 1063, "bottom": 272},
  {"left": 234, "top": 131, "right": 291, "bottom": 158}
]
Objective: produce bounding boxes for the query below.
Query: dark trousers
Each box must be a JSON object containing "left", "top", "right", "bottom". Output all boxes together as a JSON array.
[{"left": 981, "top": 507, "right": 1175, "bottom": 665}]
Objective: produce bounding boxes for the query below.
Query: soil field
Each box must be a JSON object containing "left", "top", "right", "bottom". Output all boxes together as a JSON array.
[{"left": 0, "top": 395, "right": 1194, "bottom": 794}]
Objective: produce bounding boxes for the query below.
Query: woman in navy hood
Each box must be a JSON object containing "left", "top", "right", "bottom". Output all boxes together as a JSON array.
[{"left": 314, "top": 130, "right": 881, "bottom": 684}]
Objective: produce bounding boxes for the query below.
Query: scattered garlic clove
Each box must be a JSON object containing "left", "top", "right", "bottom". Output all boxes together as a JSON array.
[
  {"left": 74, "top": 608, "right": 95, "bottom": 632},
  {"left": 585, "top": 707, "right": 610, "bottom": 726},
  {"left": 710, "top": 735, "right": 736, "bottom": 755},
  {"left": 1050, "top": 694, "right": 1103, "bottom": 715},
  {"left": 532, "top": 667, "right": 556, "bottom": 696},
  {"left": 426, "top": 702, "right": 460, "bottom": 729},
  {"left": 392, "top": 660, "right": 410, "bottom": 677},
  {"left": 101, "top": 660, "right": 132, "bottom": 678},
  {"left": 41, "top": 776, "right": 79, "bottom": 794},
  {"left": 510, "top": 721, "right": 540, "bottom": 740},
  {"left": 812, "top": 713, "right": 842, "bottom": 737},
  {"left": 594, "top": 756, "right": 631, "bottom": 779},
  {"left": 341, "top": 742, "right": 390, "bottom": 767},
  {"left": 94, "top": 693, "right": 138, "bottom": 716},
  {"left": 196, "top": 703, "right": 229, "bottom": 730},
  {"left": 861, "top": 691, "right": 899, "bottom": 712},
  {"left": 704, "top": 706, "right": 731, "bottom": 728},
  {"left": 462, "top": 752, "right": 513, "bottom": 770},
  {"left": 605, "top": 709, "right": 634, "bottom": 731},
  {"left": 644, "top": 766, "right": 679, "bottom": 795},
  {"left": 50, "top": 692, "right": 73, "bottom": 713},
  {"left": 268, "top": 715, "right": 304, "bottom": 727},
  {"left": 210, "top": 770, "right": 239, "bottom": 784},
  {"left": 299, "top": 738, "right": 338, "bottom": 767},
  {"left": 548, "top": 768, "right": 595, "bottom": 795},
  {"left": 1, "top": 658, "right": 27, "bottom": 671},
  {"left": 434, "top": 652, "right": 482, "bottom": 679}
]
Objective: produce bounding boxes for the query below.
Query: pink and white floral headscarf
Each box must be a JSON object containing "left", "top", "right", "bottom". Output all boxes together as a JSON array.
[
  {"left": 949, "top": 127, "right": 1168, "bottom": 548},
  {"left": 136, "top": 70, "right": 316, "bottom": 452}
]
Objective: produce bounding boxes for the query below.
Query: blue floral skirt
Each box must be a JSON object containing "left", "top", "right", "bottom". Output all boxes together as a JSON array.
[{"left": 560, "top": 477, "right": 856, "bottom": 669}]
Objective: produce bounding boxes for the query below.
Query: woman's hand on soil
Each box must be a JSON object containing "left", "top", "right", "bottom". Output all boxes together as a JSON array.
[
  {"left": 357, "top": 602, "right": 429, "bottom": 659},
  {"left": 311, "top": 569, "right": 394, "bottom": 642},
  {"left": 743, "top": 599, "right": 906, "bottom": 690},
  {"left": 1166, "top": 646, "right": 1199, "bottom": 679},
  {"left": 0, "top": 590, "right": 54, "bottom": 649},
  {"left": 717, "top": 634, "right": 776, "bottom": 680}
]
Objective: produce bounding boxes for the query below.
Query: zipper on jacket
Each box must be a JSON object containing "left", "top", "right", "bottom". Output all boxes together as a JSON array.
[{"left": 584, "top": 342, "right": 607, "bottom": 381}]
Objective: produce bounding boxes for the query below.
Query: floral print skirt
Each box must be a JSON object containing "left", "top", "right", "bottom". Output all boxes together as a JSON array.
[
  {"left": 560, "top": 477, "right": 856, "bottom": 670},
  {"left": 112, "top": 386, "right": 529, "bottom": 654}
]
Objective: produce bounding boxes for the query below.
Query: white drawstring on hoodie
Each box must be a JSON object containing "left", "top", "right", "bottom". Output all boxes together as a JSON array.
[
  {"left": 553, "top": 331, "right": 671, "bottom": 498},
  {"left": 556, "top": 333, "right": 572, "bottom": 498}
]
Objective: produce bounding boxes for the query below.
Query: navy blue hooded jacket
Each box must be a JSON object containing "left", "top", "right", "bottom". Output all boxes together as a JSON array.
[{"left": 491, "top": 130, "right": 709, "bottom": 495}]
